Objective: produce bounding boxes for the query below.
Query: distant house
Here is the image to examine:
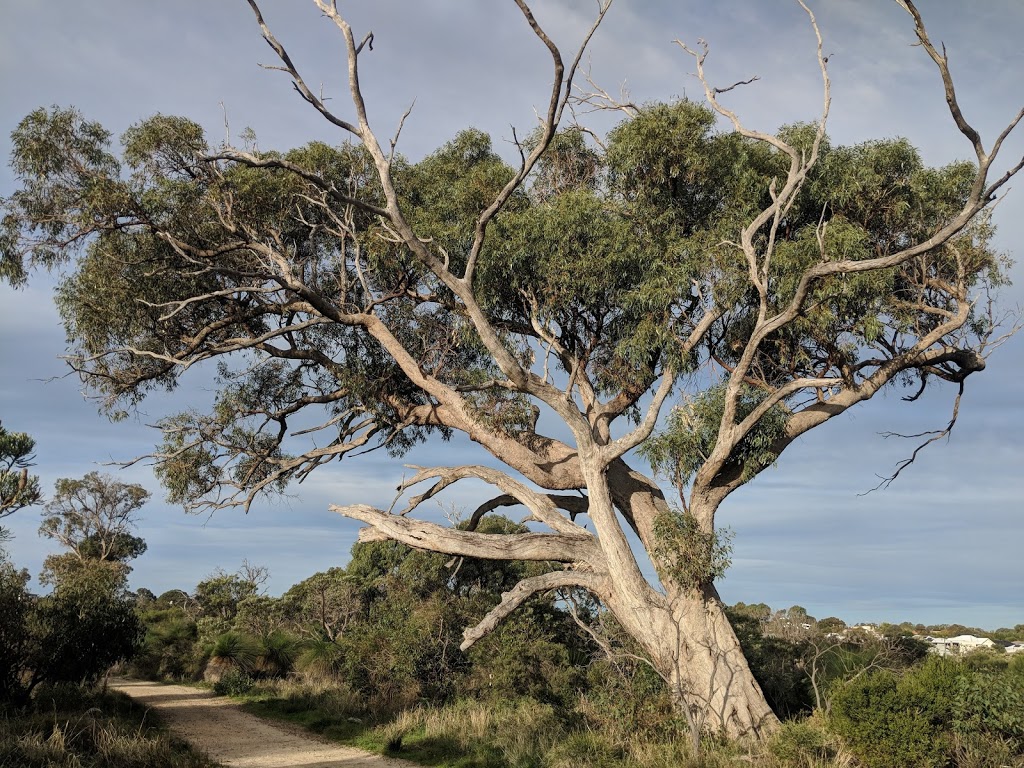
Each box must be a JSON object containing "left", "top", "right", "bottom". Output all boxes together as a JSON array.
[
  {"left": 850, "top": 624, "right": 881, "bottom": 638},
  {"left": 923, "top": 634, "right": 996, "bottom": 656},
  {"left": 1003, "top": 641, "right": 1024, "bottom": 655}
]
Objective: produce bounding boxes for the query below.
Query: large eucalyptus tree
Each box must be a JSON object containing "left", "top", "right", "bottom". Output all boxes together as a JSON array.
[{"left": 2, "top": 0, "right": 1021, "bottom": 738}]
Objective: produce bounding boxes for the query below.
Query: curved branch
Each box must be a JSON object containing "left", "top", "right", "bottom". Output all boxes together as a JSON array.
[
  {"left": 679, "top": 0, "right": 831, "bottom": 445},
  {"left": 397, "top": 464, "right": 590, "bottom": 536},
  {"left": 330, "top": 503, "right": 599, "bottom": 564},
  {"left": 898, "top": 0, "right": 983, "bottom": 158},
  {"left": 463, "top": 491, "right": 589, "bottom": 531},
  {"left": 863, "top": 380, "right": 965, "bottom": 493},
  {"left": 460, "top": 569, "right": 608, "bottom": 650},
  {"left": 600, "top": 302, "right": 728, "bottom": 462},
  {"left": 696, "top": 302, "right": 988, "bottom": 504},
  {"left": 462, "top": 0, "right": 613, "bottom": 285},
  {"left": 245, "top": 0, "right": 361, "bottom": 136},
  {"left": 203, "top": 151, "right": 389, "bottom": 217}
]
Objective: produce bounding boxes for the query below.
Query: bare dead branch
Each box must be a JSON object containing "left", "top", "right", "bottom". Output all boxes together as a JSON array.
[
  {"left": 396, "top": 464, "right": 591, "bottom": 537},
  {"left": 862, "top": 380, "right": 965, "bottom": 494},
  {"left": 897, "top": 0, "right": 983, "bottom": 156},
  {"left": 462, "top": 0, "right": 613, "bottom": 286},
  {"left": 331, "top": 503, "right": 601, "bottom": 564},
  {"left": 570, "top": 63, "right": 639, "bottom": 119},
  {"left": 463, "top": 492, "right": 590, "bottom": 531},
  {"left": 713, "top": 76, "right": 760, "bottom": 95},
  {"left": 245, "top": 0, "right": 361, "bottom": 135},
  {"left": 389, "top": 100, "right": 415, "bottom": 163}
]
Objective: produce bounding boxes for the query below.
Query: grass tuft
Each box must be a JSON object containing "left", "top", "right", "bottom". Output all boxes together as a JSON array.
[{"left": 0, "top": 684, "right": 215, "bottom": 768}]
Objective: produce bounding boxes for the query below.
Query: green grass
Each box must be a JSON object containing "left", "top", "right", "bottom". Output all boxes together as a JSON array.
[
  {"left": 227, "top": 677, "right": 943, "bottom": 768},
  {"left": 240, "top": 677, "right": 370, "bottom": 743},
  {"left": 232, "top": 679, "right": 706, "bottom": 768},
  {"left": 0, "top": 682, "right": 217, "bottom": 768}
]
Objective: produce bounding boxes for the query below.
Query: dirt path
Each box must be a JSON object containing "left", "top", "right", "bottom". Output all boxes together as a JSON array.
[{"left": 111, "top": 679, "right": 413, "bottom": 768}]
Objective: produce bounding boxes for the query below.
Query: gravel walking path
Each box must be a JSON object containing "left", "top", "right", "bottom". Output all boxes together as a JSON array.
[{"left": 111, "top": 679, "right": 412, "bottom": 768}]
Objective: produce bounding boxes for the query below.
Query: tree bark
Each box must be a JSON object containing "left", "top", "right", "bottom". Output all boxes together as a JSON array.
[
  {"left": 600, "top": 460, "right": 778, "bottom": 739},
  {"left": 653, "top": 591, "right": 778, "bottom": 740}
]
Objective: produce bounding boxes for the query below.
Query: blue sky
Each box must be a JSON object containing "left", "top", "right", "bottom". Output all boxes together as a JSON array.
[{"left": 1, "top": 1, "right": 1022, "bottom": 629}]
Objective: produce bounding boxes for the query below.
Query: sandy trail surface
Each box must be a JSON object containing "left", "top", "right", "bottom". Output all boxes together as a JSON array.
[{"left": 111, "top": 679, "right": 412, "bottom": 768}]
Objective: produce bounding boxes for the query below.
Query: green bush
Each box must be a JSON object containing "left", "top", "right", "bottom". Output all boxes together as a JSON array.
[
  {"left": 466, "top": 606, "right": 589, "bottom": 708},
  {"left": 1, "top": 560, "right": 144, "bottom": 701},
  {"left": 726, "top": 607, "right": 812, "bottom": 719},
  {"left": 295, "top": 635, "right": 345, "bottom": 683},
  {"left": 953, "top": 663, "right": 1024, "bottom": 747},
  {"left": 207, "top": 631, "right": 259, "bottom": 672},
  {"left": 30, "top": 579, "right": 144, "bottom": 689},
  {"left": 829, "top": 657, "right": 957, "bottom": 768},
  {"left": 579, "top": 655, "right": 679, "bottom": 741},
  {"left": 254, "top": 630, "right": 298, "bottom": 678},
  {"left": 0, "top": 560, "right": 32, "bottom": 703},
  {"left": 131, "top": 607, "right": 200, "bottom": 681},
  {"left": 213, "top": 667, "right": 255, "bottom": 696}
]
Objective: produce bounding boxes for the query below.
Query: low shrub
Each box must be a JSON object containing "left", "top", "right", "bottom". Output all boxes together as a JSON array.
[
  {"left": 767, "top": 716, "right": 837, "bottom": 765},
  {"left": 254, "top": 631, "right": 298, "bottom": 678},
  {"left": 578, "top": 655, "right": 680, "bottom": 741},
  {"left": 213, "top": 668, "right": 254, "bottom": 697},
  {"left": 951, "top": 730, "right": 1024, "bottom": 768},
  {"left": 953, "top": 663, "right": 1024, "bottom": 746},
  {"left": 546, "top": 730, "right": 622, "bottom": 768},
  {"left": 131, "top": 608, "right": 200, "bottom": 681}
]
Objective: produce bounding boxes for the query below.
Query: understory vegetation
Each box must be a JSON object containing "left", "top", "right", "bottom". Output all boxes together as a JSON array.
[
  {"left": 2, "top": 507, "right": 1022, "bottom": 767},
  {"left": 123, "top": 531, "right": 1024, "bottom": 768}
]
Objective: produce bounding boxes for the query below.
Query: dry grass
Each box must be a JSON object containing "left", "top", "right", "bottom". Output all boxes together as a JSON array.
[{"left": 0, "top": 684, "right": 215, "bottom": 768}]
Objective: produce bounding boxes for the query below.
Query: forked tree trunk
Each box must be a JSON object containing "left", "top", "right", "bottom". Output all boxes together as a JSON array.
[
  {"left": 603, "top": 465, "right": 778, "bottom": 741},
  {"left": 595, "top": 555, "right": 778, "bottom": 741}
]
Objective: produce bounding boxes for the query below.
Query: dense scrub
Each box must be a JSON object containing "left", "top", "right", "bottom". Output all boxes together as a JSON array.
[
  {"left": 0, "top": 555, "right": 143, "bottom": 705},
  {"left": 126, "top": 530, "right": 1024, "bottom": 767},
  {"left": 3, "top": 515, "right": 1021, "bottom": 767}
]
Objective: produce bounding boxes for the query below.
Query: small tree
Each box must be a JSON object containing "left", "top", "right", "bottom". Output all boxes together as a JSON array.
[
  {"left": 194, "top": 562, "right": 267, "bottom": 621},
  {"left": 805, "top": 627, "right": 926, "bottom": 713},
  {"left": 28, "top": 561, "right": 144, "bottom": 691},
  {"left": 39, "top": 472, "right": 149, "bottom": 585},
  {"left": 0, "top": 475, "right": 148, "bottom": 700},
  {"left": 25, "top": 473, "right": 149, "bottom": 691},
  {"left": 281, "top": 568, "right": 360, "bottom": 641}
]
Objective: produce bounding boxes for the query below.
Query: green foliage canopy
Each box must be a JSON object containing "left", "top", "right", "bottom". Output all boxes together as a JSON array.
[
  {"left": 39, "top": 472, "right": 149, "bottom": 586},
  {"left": 0, "top": 100, "right": 1005, "bottom": 516},
  {"left": 0, "top": 422, "right": 42, "bottom": 536}
]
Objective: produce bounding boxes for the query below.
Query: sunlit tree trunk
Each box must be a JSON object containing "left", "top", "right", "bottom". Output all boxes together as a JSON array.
[{"left": 602, "top": 465, "right": 778, "bottom": 740}]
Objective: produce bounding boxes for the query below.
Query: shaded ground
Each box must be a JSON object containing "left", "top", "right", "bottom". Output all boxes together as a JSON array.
[{"left": 111, "top": 679, "right": 412, "bottom": 768}]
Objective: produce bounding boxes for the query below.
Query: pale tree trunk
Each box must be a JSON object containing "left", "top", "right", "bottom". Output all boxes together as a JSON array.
[
  {"left": 337, "top": 459, "right": 782, "bottom": 742},
  {"left": 659, "top": 591, "right": 777, "bottom": 741},
  {"left": 600, "top": 575, "right": 778, "bottom": 742},
  {"left": 603, "top": 462, "right": 778, "bottom": 741}
]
